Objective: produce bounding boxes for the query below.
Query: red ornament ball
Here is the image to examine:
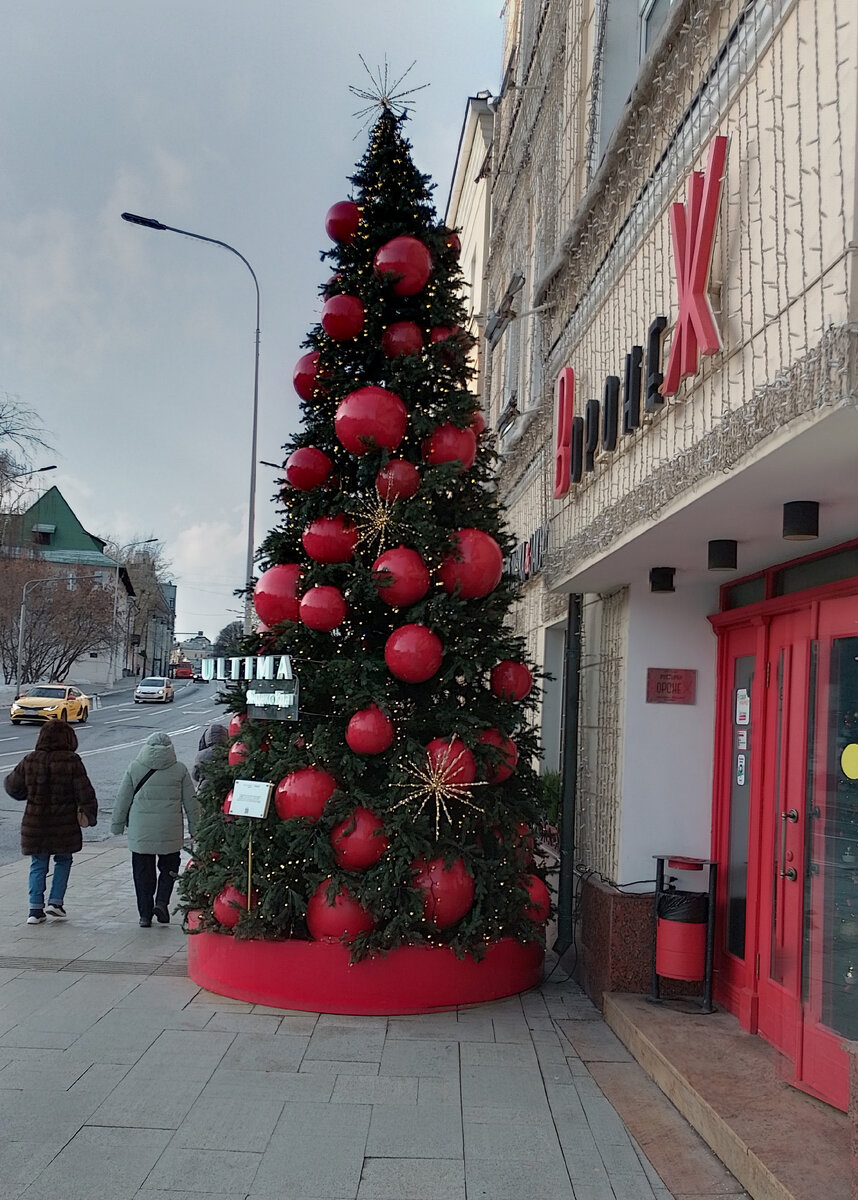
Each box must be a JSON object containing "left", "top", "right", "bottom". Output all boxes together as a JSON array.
[
  {"left": 429, "top": 325, "right": 458, "bottom": 344},
  {"left": 254, "top": 563, "right": 302, "bottom": 625},
  {"left": 325, "top": 200, "right": 360, "bottom": 244},
  {"left": 335, "top": 386, "right": 408, "bottom": 455},
  {"left": 321, "top": 293, "right": 364, "bottom": 340},
  {"left": 376, "top": 459, "right": 420, "bottom": 502},
  {"left": 292, "top": 351, "right": 322, "bottom": 402},
  {"left": 285, "top": 447, "right": 332, "bottom": 491},
  {"left": 426, "top": 737, "right": 476, "bottom": 785},
  {"left": 227, "top": 713, "right": 247, "bottom": 738},
  {"left": 331, "top": 807, "right": 388, "bottom": 870},
  {"left": 470, "top": 408, "right": 487, "bottom": 437},
  {"left": 299, "top": 585, "right": 347, "bottom": 631},
  {"left": 274, "top": 766, "right": 337, "bottom": 822},
  {"left": 213, "top": 884, "right": 257, "bottom": 929},
  {"left": 412, "top": 857, "right": 475, "bottom": 928},
  {"left": 422, "top": 424, "right": 477, "bottom": 471},
  {"left": 523, "top": 874, "right": 551, "bottom": 923},
  {"left": 221, "top": 789, "right": 233, "bottom": 818},
  {"left": 385, "top": 624, "right": 443, "bottom": 683},
  {"left": 227, "top": 740, "right": 247, "bottom": 766},
  {"left": 439, "top": 529, "right": 504, "bottom": 599},
  {"left": 372, "top": 545, "right": 430, "bottom": 607},
  {"left": 346, "top": 703, "right": 394, "bottom": 755},
  {"left": 381, "top": 321, "right": 424, "bottom": 358},
  {"left": 446, "top": 231, "right": 462, "bottom": 257},
  {"left": 477, "top": 729, "right": 518, "bottom": 783},
  {"left": 490, "top": 660, "right": 533, "bottom": 701},
  {"left": 302, "top": 514, "right": 358, "bottom": 563},
  {"left": 373, "top": 235, "right": 433, "bottom": 296},
  {"left": 306, "top": 880, "right": 375, "bottom": 941}
]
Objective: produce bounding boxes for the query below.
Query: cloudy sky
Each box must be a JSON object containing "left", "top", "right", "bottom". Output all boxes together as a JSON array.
[{"left": 0, "top": 1, "right": 502, "bottom": 640}]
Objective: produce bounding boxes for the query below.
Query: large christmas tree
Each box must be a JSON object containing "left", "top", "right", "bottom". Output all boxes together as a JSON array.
[{"left": 180, "top": 103, "right": 548, "bottom": 996}]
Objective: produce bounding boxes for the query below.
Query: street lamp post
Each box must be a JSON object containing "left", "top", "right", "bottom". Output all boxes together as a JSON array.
[
  {"left": 121, "top": 211, "right": 260, "bottom": 635},
  {"left": 16, "top": 578, "right": 57, "bottom": 691},
  {"left": 1, "top": 464, "right": 57, "bottom": 483},
  {"left": 105, "top": 538, "right": 157, "bottom": 685}
]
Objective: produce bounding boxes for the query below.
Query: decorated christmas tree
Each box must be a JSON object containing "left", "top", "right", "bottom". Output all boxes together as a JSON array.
[{"left": 180, "top": 96, "right": 548, "bottom": 1010}]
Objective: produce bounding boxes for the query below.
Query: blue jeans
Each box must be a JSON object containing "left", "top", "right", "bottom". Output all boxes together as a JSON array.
[{"left": 28, "top": 854, "right": 73, "bottom": 912}]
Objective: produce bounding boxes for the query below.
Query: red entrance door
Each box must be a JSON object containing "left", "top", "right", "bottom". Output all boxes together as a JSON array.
[{"left": 715, "top": 592, "right": 858, "bottom": 1111}]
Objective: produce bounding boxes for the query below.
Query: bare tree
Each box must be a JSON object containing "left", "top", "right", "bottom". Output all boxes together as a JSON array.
[
  {"left": 0, "top": 392, "right": 52, "bottom": 486},
  {"left": 0, "top": 559, "right": 114, "bottom": 684}
]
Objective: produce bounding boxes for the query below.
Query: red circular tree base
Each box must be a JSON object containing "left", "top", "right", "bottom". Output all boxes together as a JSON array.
[{"left": 187, "top": 931, "right": 544, "bottom": 1014}]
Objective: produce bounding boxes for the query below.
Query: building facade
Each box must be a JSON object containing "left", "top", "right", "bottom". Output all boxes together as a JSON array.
[{"left": 474, "top": 0, "right": 857, "bottom": 1111}]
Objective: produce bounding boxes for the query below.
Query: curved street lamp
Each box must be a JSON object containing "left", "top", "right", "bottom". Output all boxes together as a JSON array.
[
  {"left": 121, "top": 211, "right": 260, "bottom": 635},
  {"left": 16, "top": 577, "right": 58, "bottom": 691}
]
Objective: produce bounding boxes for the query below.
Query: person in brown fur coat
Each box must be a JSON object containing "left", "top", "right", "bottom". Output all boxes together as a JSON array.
[{"left": 4, "top": 720, "right": 98, "bottom": 924}]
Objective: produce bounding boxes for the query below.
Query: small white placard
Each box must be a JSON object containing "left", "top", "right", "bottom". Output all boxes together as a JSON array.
[{"left": 229, "top": 779, "right": 273, "bottom": 819}]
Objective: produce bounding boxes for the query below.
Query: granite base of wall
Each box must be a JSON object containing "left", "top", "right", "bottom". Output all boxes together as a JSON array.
[{"left": 577, "top": 872, "right": 702, "bottom": 1006}]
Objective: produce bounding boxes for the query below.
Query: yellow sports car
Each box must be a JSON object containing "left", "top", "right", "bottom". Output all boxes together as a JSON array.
[{"left": 10, "top": 683, "right": 90, "bottom": 725}]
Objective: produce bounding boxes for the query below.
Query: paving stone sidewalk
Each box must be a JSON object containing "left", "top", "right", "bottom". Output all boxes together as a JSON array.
[{"left": 0, "top": 841, "right": 748, "bottom": 1200}]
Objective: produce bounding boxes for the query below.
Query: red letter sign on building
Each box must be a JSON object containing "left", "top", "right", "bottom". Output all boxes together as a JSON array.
[
  {"left": 661, "top": 135, "right": 728, "bottom": 396},
  {"left": 553, "top": 367, "right": 575, "bottom": 498}
]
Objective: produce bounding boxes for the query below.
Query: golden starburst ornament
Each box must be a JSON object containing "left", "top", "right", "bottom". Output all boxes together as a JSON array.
[
  {"left": 355, "top": 492, "right": 404, "bottom": 555},
  {"left": 392, "top": 742, "right": 487, "bottom": 839}
]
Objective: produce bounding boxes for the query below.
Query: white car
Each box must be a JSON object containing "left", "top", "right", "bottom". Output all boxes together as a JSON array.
[{"left": 134, "top": 676, "right": 174, "bottom": 704}]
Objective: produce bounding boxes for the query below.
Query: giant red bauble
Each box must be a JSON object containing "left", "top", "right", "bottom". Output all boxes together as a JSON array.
[
  {"left": 477, "top": 729, "right": 518, "bottom": 783},
  {"left": 375, "top": 459, "right": 420, "bottom": 501},
  {"left": 446, "top": 231, "right": 462, "bottom": 257},
  {"left": 345, "top": 704, "right": 394, "bottom": 755},
  {"left": 490, "top": 660, "right": 533, "bottom": 701},
  {"left": 439, "top": 529, "right": 504, "bottom": 599},
  {"left": 331, "top": 807, "right": 388, "bottom": 870},
  {"left": 426, "top": 737, "right": 476, "bottom": 785},
  {"left": 274, "top": 766, "right": 337, "bottom": 822},
  {"left": 385, "top": 624, "right": 443, "bottom": 683},
  {"left": 254, "top": 563, "right": 303, "bottom": 625},
  {"left": 213, "top": 884, "right": 257, "bottom": 928},
  {"left": 381, "top": 321, "right": 424, "bottom": 358},
  {"left": 285, "top": 446, "right": 332, "bottom": 491},
  {"left": 412, "top": 857, "right": 475, "bottom": 928},
  {"left": 306, "top": 879, "right": 375, "bottom": 941},
  {"left": 335, "top": 386, "right": 407, "bottom": 455},
  {"left": 299, "top": 586, "right": 347, "bottom": 631},
  {"left": 372, "top": 545, "right": 430, "bottom": 607},
  {"left": 221, "top": 789, "right": 233, "bottom": 818},
  {"left": 422, "top": 424, "right": 477, "bottom": 471},
  {"left": 321, "top": 293, "right": 364, "bottom": 340},
  {"left": 470, "top": 408, "right": 487, "bottom": 437},
  {"left": 523, "top": 874, "right": 551, "bottom": 923},
  {"left": 373, "top": 235, "right": 433, "bottom": 296},
  {"left": 325, "top": 199, "right": 360, "bottom": 244},
  {"left": 227, "top": 713, "right": 247, "bottom": 737},
  {"left": 227, "top": 740, "right": 247, "bottom": 766},
  {"left": 292, "top": 351, "right": 321, "bottom": 401},
  {"left": 302, "top": 514, "right": 358, "bottom": 563}
]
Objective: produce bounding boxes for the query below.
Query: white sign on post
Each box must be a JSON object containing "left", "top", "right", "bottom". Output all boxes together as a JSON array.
[{"left": 229, "top": 779, "right": 273, "bottom": 819}]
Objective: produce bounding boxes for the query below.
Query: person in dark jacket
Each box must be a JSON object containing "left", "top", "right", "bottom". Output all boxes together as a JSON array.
[
  {"left": 192, "top": 722, "right": 228, "bottom": 786},
  {"left": 112, "top": 732, "right": 197, "bottom": 927},
  {"left": 3, "top": 720, "right": 98, "bottom": 924}
]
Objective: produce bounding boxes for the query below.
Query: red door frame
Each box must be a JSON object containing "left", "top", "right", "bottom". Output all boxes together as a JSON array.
[{"left": 710, "top": 576, "right": 857, "bottom": 1111}]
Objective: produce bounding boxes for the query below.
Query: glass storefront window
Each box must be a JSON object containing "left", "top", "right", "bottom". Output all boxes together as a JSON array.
[
  {"left": 805, "top": 636, "right": 858, "bottom": 1038},
  {"left": 726, "top": 655, "right": 754, "bottom": 960}
]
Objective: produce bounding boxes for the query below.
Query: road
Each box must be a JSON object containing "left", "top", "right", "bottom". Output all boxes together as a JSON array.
[{"left": 0, "top": 680, "right": 229, "bottom": 866}]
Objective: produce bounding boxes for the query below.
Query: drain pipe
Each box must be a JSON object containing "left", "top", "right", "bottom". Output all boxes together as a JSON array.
[{"left": 554, "top": 592, "right": 582, "bottom": 956}]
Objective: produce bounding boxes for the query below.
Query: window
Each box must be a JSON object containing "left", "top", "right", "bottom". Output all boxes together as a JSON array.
[
  {"left": 640, "top": 0, "right": 678, "bottom": 55},
  {"left": 31, "top": 522, "right": 55, "bottom": 546}
]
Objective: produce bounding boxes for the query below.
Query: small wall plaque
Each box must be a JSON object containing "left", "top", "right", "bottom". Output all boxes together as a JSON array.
[{"left": 646, "top": 668, "right": 697, "bottom": 705}]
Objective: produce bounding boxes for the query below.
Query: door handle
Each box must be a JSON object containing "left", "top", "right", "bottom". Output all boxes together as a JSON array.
[{"left": 779, "top": 808, "right": 799, "bottom": 879}]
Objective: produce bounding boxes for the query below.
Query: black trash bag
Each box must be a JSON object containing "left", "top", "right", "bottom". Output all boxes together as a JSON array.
[{"left": 657, "top": 889, "right": 708, "bottom": 923}]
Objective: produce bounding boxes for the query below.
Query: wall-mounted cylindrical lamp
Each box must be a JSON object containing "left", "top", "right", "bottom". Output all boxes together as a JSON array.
[
  {"left": 707, "top": 539, "right": 738, "bottom": 571},
  {"left": 782, "top": 500, "right": 819, "bottom": 541},
  {"left": 649, "top": 567, "right": 675, "bottom": 593}
]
